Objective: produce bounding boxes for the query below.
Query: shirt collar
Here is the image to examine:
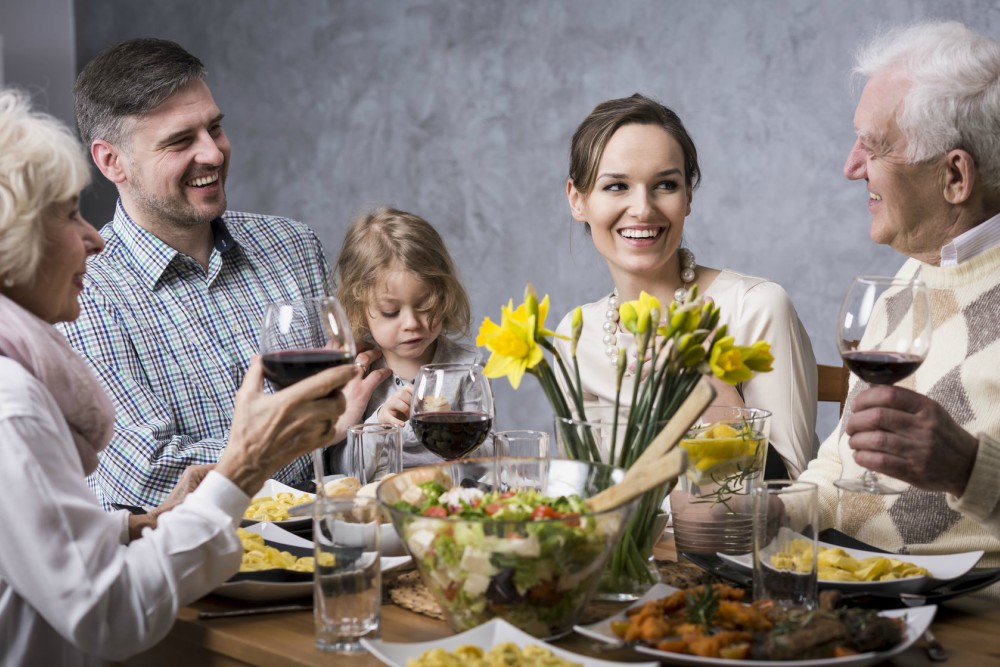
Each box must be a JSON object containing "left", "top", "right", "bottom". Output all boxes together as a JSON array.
[
  {"left": 940, "top": 211, "right": 1000, "bottom": 266},
  {"left": 111, "top": 200, "right": 241, "bottom": 289}
]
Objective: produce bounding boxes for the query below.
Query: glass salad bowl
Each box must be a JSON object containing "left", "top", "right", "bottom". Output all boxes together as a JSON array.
[{"left": 377, "top": 457, "right": 636, "bottom": 638}]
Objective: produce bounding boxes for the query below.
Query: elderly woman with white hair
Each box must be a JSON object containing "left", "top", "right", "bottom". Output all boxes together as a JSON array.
[{"left": 0, "top": 89, "right": 355, "bottom": 666}]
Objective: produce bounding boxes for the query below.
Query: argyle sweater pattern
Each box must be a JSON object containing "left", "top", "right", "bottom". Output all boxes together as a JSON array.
[{"left": 801, "top": 244, "right": 1000, "bottom": 585}]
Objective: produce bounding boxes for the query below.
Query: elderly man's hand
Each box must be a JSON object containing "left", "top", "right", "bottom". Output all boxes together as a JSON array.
[
  {"left": 845, "top": 386, "right": 979, "bottom": 497},
  {"left": 218, "top": 357, "right": 355, "bottom": 496}
]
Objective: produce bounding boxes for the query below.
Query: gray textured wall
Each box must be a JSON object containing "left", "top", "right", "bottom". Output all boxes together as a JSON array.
[{"left": 73, "top": 0, "right": 1000, "bottom": 442}]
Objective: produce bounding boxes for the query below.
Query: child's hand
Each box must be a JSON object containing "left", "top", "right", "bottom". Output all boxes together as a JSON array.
[
  {"left": 332, "top": 349, "right": 392, "bottom": 443},
  {"left": 379, "top": 384, "right": 414, "bottom": 426}
]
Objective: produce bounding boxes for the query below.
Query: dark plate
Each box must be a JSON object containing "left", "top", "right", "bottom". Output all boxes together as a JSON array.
[
  {"left": 227, "top": 540, "right": 313, "bottom": 584},
  {"left": 681, "top": 529, "right": 1000, "bottom": 608}
]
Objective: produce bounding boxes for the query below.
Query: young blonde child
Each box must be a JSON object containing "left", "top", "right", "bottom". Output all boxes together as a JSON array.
[{"left": 332, "top": 207, "right": 487, "bottom": 470}]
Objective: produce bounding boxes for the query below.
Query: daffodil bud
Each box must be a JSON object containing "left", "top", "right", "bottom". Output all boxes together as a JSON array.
[
  {"left": 682, "top": 345, "right": 706, "bottom": 368},
  {"left": 637, "top": 309, "right": 652, "bottom": 335},
  {"left": 570, "top": 306, "right": 583, "bottom": 356},
  {"left": 615, "top": 347, "right": 627, "bottom": 389},
  {"left": 524, "top": 283, "right": 539, "bottom": 334},
  {"left": 620, "top": 303, "right": 638, "bottom": 334}
]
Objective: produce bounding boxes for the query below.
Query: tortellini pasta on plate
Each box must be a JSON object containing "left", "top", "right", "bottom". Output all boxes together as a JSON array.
[
  {"left": 237, "top": 528, "right": 315, "bottom": 573},
  {"left": 407, "top": 642, "right": 582, "bottom": 667},
  {"left": 769, "top": 540, "right": 932, "bottom": 582},
  {"left": 243, "top": 491, "right": 312, "bottom": 522}
]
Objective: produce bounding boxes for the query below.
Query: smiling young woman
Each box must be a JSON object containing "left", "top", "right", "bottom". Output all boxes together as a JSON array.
[{"left": 555, "top": 93, "right": 820, "bottom": 479}]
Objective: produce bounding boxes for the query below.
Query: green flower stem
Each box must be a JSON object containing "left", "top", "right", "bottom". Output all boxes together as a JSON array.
[
  {"left": 541, "top": 339, "right": 601, "bottom": 461},
  {"left": 532, "top": 362, "right": 581, "bottom": 458}
]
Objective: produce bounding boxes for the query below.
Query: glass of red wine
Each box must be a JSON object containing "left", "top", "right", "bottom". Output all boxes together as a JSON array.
[
  {"left": 410, "top": 363, "right": 494, "bottom": 460},
  {"left": 259, "top": 297, "right": 356, "bottom": 484},
  {"left": 835, "top": 276, "right": 931, "bottom": 494}
]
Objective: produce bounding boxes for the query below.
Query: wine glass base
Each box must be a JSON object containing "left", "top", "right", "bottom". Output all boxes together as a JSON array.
[{"left": 834, "top": 478, "right": 905, "bottom": 495}]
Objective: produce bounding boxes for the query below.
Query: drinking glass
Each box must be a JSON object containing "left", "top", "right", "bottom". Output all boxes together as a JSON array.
[
  {"left": 835, "top": 276, "right": 931, "bottom": 494},
  {"left": 494, "top": 430, "right": 550, "bottom": 492},
  {"left": 752, "top": 480, "right": 818, "bottom": 610},
  {"left": 260, "top": 296, "right": 356, "bottom": 483},
  {"left": 409, "top": 363, "right": 494, "bottom": 460},
  {"left": 494, "top": 430, "right": 550, "bottom": 458},
  {"left": 349, "top": 423, "right": 402, "bottom": 486},
  {"left": 313, "top": 496, "right": 381, "bottom": 652}
]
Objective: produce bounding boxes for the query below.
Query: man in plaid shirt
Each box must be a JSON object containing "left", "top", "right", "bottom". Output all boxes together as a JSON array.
[{"left": 59, "top": 38, "right": 382, "bottom": 509}]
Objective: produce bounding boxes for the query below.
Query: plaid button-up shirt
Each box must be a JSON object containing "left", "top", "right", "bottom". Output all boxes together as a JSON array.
[{"left": 58, "top": 202, "right": 330, "bottom": 509}]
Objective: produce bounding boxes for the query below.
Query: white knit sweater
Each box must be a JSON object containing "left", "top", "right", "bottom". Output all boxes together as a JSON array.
[{"left": 800, "top": 244, "right": 1000, "bottom": 579}]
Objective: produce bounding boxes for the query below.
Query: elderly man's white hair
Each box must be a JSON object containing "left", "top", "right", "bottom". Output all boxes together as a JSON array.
[{"left": 854, "top": 21, "right": 1000, "bottom": 194}]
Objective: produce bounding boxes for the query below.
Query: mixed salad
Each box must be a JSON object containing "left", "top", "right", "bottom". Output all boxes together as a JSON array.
[{"left": 390, "top": 481, "right": 615, "bottom": 637}]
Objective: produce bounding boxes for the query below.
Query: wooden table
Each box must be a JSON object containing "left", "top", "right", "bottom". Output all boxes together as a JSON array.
[{"left": 122, "top": 537, "right": 1000, "bottom": 667}]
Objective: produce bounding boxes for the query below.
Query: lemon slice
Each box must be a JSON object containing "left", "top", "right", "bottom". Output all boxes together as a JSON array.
[{"left": 680, "top": 421, "right": 763, "bottom": 483}]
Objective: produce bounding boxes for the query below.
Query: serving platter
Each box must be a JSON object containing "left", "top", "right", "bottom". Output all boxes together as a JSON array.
[
  {"left": 362, "top": 618, "right": 658, "bottom": 667},
  {"left": 574, "top": 583, "right": 936, "bottom": 667},
  {"left": 681, "top": 529, "right": 1000, "bottom": 606},
  {"left": 716, "top": 541, "right": 983, "bottom": 594}
]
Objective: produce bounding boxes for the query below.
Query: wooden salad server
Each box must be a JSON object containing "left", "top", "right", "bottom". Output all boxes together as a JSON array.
[{"left": 584, "top": 377, "right": 716, "bottom": 514}]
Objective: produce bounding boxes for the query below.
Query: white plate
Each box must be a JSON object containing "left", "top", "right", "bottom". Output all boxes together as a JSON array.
[
  {"left": 575, "top": 583, "right": 936, "bottom": 667},
  {"left": 362, "top": 618, "right": 658, "bottom": 667},
  {"left": 214, "top": 523, "right": 411, "bottom": 602},
  {"left": 717, "top": 541, "right": 984, "bottom": 594},
  {"left": 240, "top": 479, "right": 314, "bottom": 530}
]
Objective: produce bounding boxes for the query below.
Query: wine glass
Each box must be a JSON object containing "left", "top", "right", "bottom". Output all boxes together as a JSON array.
[
  {"left": 410, "top": 363, "right": 494, "bottom": 460},
  {"left": 259, "top": 296, "right": 356, "bottom": 485},
  {"left": 835, "top": 276, "right": 931, "bottom": 494}
]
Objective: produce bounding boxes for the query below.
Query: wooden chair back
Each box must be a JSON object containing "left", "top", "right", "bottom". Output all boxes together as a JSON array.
[{"left": 818, "top": 363, "right": 850, "bottom": 415}]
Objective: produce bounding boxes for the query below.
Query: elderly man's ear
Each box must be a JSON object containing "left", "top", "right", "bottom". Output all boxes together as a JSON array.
[
  {"left": 91, "top": 140, "right": 128, "bottom": 185},
  {"left": 943, "top": 148, "right": 976, "bottom": 205}
]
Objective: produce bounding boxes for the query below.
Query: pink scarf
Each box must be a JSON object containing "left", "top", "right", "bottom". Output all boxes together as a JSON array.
[{"left": 0, "top": 294, "right": 114, "bottom": 474}]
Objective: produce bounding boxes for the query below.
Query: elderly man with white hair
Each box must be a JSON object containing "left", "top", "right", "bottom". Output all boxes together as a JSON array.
[{"left": 800, "top": 21, "right": 1000, "bottom": 582}]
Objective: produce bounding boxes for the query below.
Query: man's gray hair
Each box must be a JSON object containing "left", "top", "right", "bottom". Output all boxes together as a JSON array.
[
  {"left": 855, "top": 21, "right": 1000, "bottom": 193},
  {"left": 75, "top": 38, "right": 206, "bottom": 148}
]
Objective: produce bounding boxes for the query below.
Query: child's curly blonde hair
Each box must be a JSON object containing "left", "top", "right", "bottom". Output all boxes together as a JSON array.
[{"left": 334, "top": 207, "right": 471, "bottom": 344}]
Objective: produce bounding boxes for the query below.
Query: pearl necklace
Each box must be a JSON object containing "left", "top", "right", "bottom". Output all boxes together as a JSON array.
[{"left": 603, "top": 247, "right": 697, "bottom": 366}]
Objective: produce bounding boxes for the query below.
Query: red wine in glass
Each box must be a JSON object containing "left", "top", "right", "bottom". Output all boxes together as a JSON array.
[
  {"left": 411, "top": 411, "right": 493, "bottom": 459},
  {"left": 259, "top": 297, "right": 356, "bottom": 486},
  {"left": 835, "top": 276, "right": 931, "bottom": 495},
  {"left": 841, "top": 351, "right": 924, "bottom": 386},
  {"left": 410, "top": 364, "right": 495, "bottom": 461},
  {"left": 261, "top": 349, "right": 355, "bottom": 389}
]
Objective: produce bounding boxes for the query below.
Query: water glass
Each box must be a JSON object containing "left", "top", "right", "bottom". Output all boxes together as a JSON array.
[
  {"left": 349, "top": 423, "right": 402, "bottom": 485},
  {"left": 494, "top": 430, "right": 550, "bottom": 458},
  {"left": 313, "top": 496, "right": 381, "bottom": 652},
  {"left": 752, "top": 480, "right": 818, "bottom": 610}
]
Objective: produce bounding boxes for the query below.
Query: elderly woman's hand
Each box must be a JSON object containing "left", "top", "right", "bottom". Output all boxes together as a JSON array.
[{"left": 217, "top": 357, "right": 355, "bottom": 496}]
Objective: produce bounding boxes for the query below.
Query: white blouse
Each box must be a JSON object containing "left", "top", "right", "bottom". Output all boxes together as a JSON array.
[
  {"left": 554, "top": 269, "right": 819, "bottom": 477},
  {"left": 0, "top": 357, "right": 249, "bottom": 666}
]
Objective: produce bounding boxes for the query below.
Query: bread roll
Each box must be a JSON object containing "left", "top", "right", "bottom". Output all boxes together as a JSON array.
[{"left": 323, "top": 476, "right": 361, "bottom": 497}]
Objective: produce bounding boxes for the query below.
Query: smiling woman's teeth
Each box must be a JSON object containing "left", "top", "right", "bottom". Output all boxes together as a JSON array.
[
  {"left": 187, "top": 174, "right": 219, "bottom": 187},
  {"left": 620, "top": 229, "right": 660, "bottom": 239},
  {"left": 869, "top": 192, "right": 882, "bottom": 201}
]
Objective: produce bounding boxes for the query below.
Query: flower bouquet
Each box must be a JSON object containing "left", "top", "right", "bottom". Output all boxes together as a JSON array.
[{"left": 477, "top": 284, "right": 773, "bottom": 597}]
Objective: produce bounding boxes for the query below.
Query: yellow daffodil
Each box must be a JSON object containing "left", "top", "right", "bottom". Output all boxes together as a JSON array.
[
  {"left": 476, "top": 301, "right": 543, "bottom": 390},
  {"left": 476, "top": 288, "right": 566, "bottom": 390},
  {"left": 619, "top": 291, "right": 661, "bottom": 334},
  {"left": 709, "top": 336, "right": 761, "bottom": 385}
]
